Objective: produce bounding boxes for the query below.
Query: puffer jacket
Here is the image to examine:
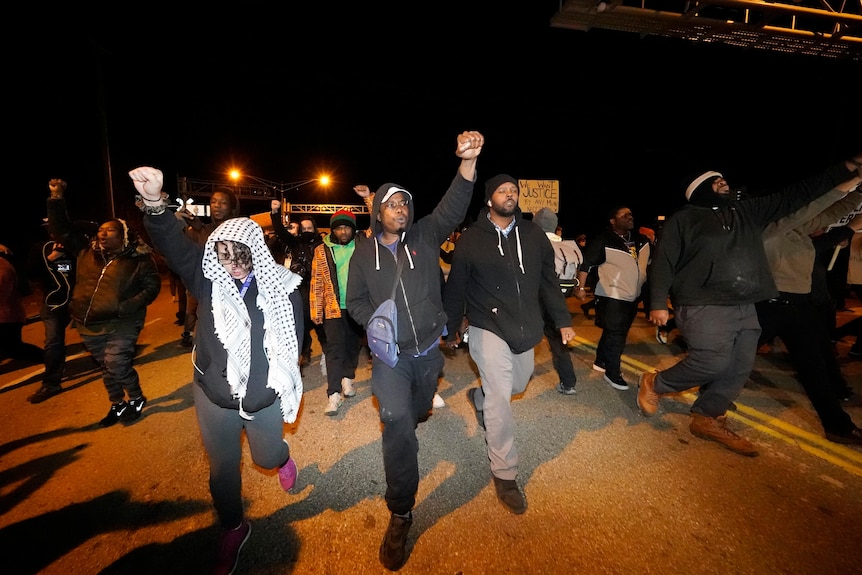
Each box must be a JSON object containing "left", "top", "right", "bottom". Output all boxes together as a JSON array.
[{"left": 47, "top": 198, "right": 161, "bottom": 334}]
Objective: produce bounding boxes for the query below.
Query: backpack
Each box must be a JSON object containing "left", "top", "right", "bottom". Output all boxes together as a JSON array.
[{"left": 552, "top": 240, "right": 583, "bottom": 297}]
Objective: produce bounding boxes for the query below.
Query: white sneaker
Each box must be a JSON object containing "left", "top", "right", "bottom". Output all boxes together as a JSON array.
[
  {"left": 342, "top": 377, "right": 356, "bottom": 397},
  {"left": 432, "top": 393, "right": 446, "bottom": 408},
  {"left": 320, "top": 353, "right": 327, "bottom": 377},
  {"left": 325, "top": 392, "right": 343, "bottom": 416}
]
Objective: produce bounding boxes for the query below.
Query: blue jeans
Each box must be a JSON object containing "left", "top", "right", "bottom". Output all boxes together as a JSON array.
[
  {"left": 41, "top": 303, "right": 70, "bottom": 388},
  {"left": 80, "top": 323, "right": 144, "bottom": 404}
]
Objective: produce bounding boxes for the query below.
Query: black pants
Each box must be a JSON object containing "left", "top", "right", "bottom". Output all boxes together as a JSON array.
[{"left": 756, "top": 298, "right": 856, "bottom": 435}]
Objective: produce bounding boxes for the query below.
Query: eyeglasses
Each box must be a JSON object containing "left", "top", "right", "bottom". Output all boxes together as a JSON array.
[
  {"left": 216, "top": 251, "right": 239, "bottom": 265},
  {"left": 383, "top": 199, "right": 409, "bottom": 210}
]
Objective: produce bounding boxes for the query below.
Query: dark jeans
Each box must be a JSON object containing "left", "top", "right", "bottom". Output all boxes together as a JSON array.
[
  {"left": 80, "top": 323, "right": 145, "bottom": 404},
  {"left": 655, "top": 304, "right": 760, "bottom": 418},
  {"left": 756, "top": 298, "right": 855, "bottom": 435},
  {"left": 322, "top": 313, "right": 362, "bottom": 396},
  {"left": 542, "top": 300, "right": 576, "bottom": 388},
  {"left": 41, "top": 303, "right": 71, "bottom": 388},
  {"left": 594, "top": 296, "right": 637, "bottom": 379},
  {"left": 371, "top": 346, "right": 443, "bottom": 516}
]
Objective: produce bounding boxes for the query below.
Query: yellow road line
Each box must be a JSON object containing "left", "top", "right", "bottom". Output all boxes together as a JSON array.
[{"left": 568, "top": 336, "right": 862, "bottom": 475}]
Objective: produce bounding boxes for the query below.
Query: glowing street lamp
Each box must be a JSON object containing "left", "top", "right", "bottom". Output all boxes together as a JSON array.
[{"left": 229, "top": 170, "right": 330, "bottom": 201}]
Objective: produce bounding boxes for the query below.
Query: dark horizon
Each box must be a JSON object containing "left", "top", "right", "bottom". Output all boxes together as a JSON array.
[{"left": 10, "top": 3, "right": 859, "bottom": 260}]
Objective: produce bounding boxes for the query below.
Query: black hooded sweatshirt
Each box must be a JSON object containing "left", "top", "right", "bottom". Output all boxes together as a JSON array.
[
  {"left": 648, "top": 161, "right": 855, "bottom": 311},
  {"left": 346, "top": 170, "right": 475, "bottom": 357}
]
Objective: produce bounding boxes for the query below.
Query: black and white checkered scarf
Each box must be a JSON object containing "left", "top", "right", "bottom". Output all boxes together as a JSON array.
[{"left": 202, "top": 217, "right": 303, "bottom": 423}]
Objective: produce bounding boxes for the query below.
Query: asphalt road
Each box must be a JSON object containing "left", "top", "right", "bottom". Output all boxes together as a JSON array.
[{"left": 2, "top": 279, "right": 862, "bottom": 575}]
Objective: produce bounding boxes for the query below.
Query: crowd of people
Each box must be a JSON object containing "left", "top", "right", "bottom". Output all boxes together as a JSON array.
[{"left": 6, "top": 142, "right": 862, "bottom": 574}]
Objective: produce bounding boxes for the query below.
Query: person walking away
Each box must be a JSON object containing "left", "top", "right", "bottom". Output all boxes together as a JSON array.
[
  {"left": 532, "top": 207, "right": 581, "bottom": 395},
  {"left": 443, "top": 174, "right": 575, "bottom": 517},
  {"left": 573, "top": 206, "right": 650, "bottom": 390},
  {"left": 310, "top": 209, "right": 364, "bottom": 416},
  {"left": 639, "top": 153, "right": 862, "bottom": 456},
  {"left": 130, "top": 166, "right": 304, "bottom": 575},
  {"left": 346, "top": 130, "right": 484, "bottom": 571}
]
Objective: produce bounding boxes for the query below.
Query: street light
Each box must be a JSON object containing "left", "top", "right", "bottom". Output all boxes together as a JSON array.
[
  {"left": 228, "top": 170, "right": 330, "bottom": 202},
  {"left": 229, "top": 171, "right": 331, "bottom": 225}
]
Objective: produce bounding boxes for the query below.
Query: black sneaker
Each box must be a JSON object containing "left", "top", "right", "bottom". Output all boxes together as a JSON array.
[
  {"left": 122, "top": 396, "right": 147, "bottom": 424},
  {"left": 466, "top": 388, "right": 485, "bottom": 430},
  {"left": 556, "top": 382, "right": 577, "bottom": 395},
  {"left": 493, "top": 476, "right": 527, "bottom": 514},
  {"left": 604, "top": 373, "right": 629, "bottom": 391},
  {"left": 180, "top": 332, "right": 193, "bottom": 348},
  {"left": 379, "top": 512, "right": 412, "bottom": 571},
  {"left": 100, "top": 401, "right": 130, "bottom": 427},
  {"left": 28, "top": 385, "right": 62, "bottom": 404}
]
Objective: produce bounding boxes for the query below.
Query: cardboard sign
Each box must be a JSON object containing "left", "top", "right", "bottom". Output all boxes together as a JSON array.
[{"left": 518, "top": 179, "right": 560, "bottom": 213}]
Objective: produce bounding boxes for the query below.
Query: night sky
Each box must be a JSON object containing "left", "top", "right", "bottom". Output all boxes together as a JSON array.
[{"left": 10, "top": 2, "right": 860, "bottom": 260}]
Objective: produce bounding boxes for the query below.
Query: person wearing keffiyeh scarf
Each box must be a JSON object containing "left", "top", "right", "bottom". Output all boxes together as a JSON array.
[{"left": 129, "top": 166, "right": 304, "bottom": 574}]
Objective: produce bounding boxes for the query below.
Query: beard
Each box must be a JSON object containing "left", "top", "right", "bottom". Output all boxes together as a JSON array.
[{"left": 493, "top": 203, "right": 517, "bottom": 218}]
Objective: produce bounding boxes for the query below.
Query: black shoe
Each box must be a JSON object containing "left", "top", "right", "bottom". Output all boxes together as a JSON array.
[
  {"left": 122, "top": 396, "right": 147, "bottom": 424},
  {"left": 28, "top": 385, "right": 62, "bottom": 404},
  {"left": 379, "top": 512, "right": 412, "bottom": 571},
  {"left": 100, "top": 401, "right": 130, "bottom": 427},
  {"left": 825, "top": 428, "right": 862, "bottom": 446},
  {"left": 580, "top": 303, "right": 593, "bottom": 318},
  {"left": 603, "top": 373, "right": 629, "bottom": 391},
  {"left": 556, "top": 382, "right": 577, "bottom": 395},
  {"left": 180, "top": 332, "right": 193, "bottom": 348},
  {"left": 493, "top": 476, "right": 526, "bottom": 514},
  {"left": 466, "top": 388, "right": 485, "bottom": 429}
]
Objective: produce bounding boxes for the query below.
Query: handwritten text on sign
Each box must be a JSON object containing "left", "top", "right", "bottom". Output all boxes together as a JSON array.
[{"left": 518, "top": 179, "right": 560, "bottom": 213}]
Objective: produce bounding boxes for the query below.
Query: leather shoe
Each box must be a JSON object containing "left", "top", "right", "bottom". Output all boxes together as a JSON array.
[
  {"left": 637, "top": 371, "right": 660, "bottom": 416},
  {"left": 493, "top": 476, "right": 526, "bottom": 514},
  {"left": 825, "top": 427, "right": 862, "bottom": 446},
  {"left": 690, "top": 413, "right": 758, "bottom": 456}
]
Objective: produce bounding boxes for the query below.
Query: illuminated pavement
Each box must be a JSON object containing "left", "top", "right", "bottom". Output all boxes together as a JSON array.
[{"left": 2, "top": 279, "right": 861, "bottom": 575}]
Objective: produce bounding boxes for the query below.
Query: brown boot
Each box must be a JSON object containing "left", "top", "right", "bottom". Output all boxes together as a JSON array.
[
  {"left": 637, "top": 371, "right": 660, "bottom": 416},
  {"left": 690, "top": 413, "right": 758, "bottom": 457}
]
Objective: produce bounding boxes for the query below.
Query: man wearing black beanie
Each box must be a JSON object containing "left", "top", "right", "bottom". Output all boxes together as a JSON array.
[{"left": 443, "top": 173, "right": 575, "bottom": 515}]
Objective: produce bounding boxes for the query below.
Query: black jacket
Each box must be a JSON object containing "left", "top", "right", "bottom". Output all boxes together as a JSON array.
[
  {"left": 443, "top": 207, "right": 571, "bottom": 354},
  {"left": 347, "top": 170, "right": 475, "bottom": 356}
]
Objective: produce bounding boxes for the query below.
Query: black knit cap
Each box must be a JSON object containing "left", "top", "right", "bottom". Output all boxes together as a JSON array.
[{"left": 484, "top": 174, "right": 519, "bottom": 203}]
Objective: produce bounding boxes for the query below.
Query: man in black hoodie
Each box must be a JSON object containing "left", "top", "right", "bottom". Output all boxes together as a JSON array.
[
  {"left": 443, "top": 174, "right": 575, "bottom": 516},
  {"left": 639, "top": 153, "right": 862, "bottom": 456},
  {"left": 346, "top": 130, "right": 484, "bottom": 572}
]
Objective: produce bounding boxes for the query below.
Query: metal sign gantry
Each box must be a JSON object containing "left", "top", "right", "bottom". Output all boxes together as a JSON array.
[
  {"left": 176, "top": 177, "right": 370, "bottom": 217},
  {"left": 551, "top": 0, "right": 862, "bottom": 60}
]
